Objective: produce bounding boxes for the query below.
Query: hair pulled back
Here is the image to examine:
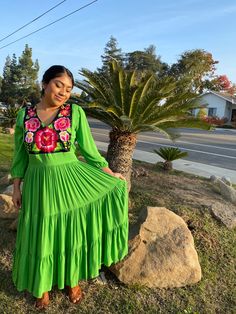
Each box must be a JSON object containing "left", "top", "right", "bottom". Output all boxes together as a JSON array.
[{"left": 41, "top": 65, "right": 74, "bottom": 96}]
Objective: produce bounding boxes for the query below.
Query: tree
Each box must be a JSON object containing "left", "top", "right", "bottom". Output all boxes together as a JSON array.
[
  {"left": 125, "top": 45, "right": 168, "bottom": 76},
  {"left": 0, "top": 75, "right": 2, "bottom": 95},
  {"left": 74, "top": 60, "right": 212, "bottom": 190},
  {"left": 203, "top": 74, "right": 236, "bottom": 95},
  {"left": 18, "top": 44, "right": 40, "bottom": 105},
  {"left": 98, "top": 36, "right": 124, "bottom": 74},
  {"left": 0, "top": 55, "right": 20, "bottom": 106},
  {"left": 0, "top": 45, "right": 40, "bottom": 107},
  {"left": 154, "top": 147, "right": 188, "bottom": 171},
  {"left": 214, "top": 75, "right": 236, "bottom": 95},
  {"left": 168, "top": 49, "right": 219, "bottom": 93}
]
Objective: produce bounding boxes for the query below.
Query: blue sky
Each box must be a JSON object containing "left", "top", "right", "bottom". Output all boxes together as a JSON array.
[{"left": 0, "top": 0, "right": 235, "bottom": 84}]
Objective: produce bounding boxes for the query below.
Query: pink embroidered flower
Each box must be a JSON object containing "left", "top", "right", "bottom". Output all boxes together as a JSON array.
[
  {"left": 25, "top": 132, "right": 34, "bottom": 143},
  {"left": 28, "top": 108, "right": 36, "bottom": 117},
  {"left": 35, "top": 127, "right": 58, "bottom": 152},
  {"left": 25, "top": 118, "right": 40, "bottom": 132},
  {"left": 61, "top": 105, "right": 70, "bottom": 116},
  {"left": 54, "top": 117, "right": 70, "bottom": 131},
  {"left": 59, "top": 131, "right": 69, "bottom": 142}
]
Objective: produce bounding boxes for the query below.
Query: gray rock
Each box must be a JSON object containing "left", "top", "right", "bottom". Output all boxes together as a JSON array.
[
  {"left": 2, "top": 185, "right": 14, "bottom": 196},
  {"left": 2, "top": 183, "right": 23, "bottom": 196},
  {"left": 210, "top": 201, "right": 236, "bottom": 229},
  {"left": 91, "top": 272, "right": 108, "bottom": 285},
  {"left": 210, "top": 178, "right": 236, "bottom": 204},
  {"left": 210, "top": 175, "right": 218, "bottom": 182},
  {"left": 0, "top": 174, "right": 12, "bottom": 185},
  {"left": 221, "top": 176, "right": 232, "bottom": 187},
  {"left": 218, "top": 179, "right": 236, "bottom": 205},
  {"left": 110, "top": 206, "right": 202, "bottom": 288}
]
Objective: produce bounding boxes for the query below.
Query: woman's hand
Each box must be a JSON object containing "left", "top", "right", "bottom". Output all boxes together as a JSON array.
[
  {"left": 102, "top": 167, "right": 126, "bottom": 181},
  {"left": 111, "top": 172, "right": 126, "bottom": 181},
  {"left": 12, "top": 187, "right": 22, "bottom": 210}
]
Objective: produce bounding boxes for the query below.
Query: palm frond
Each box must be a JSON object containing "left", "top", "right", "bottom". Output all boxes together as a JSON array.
[
  {"left": 76, "top": 60, "right": 212, "bottom": 135},
  {"left": 154, "top": 147, "right": 188, "bottom": 161}
]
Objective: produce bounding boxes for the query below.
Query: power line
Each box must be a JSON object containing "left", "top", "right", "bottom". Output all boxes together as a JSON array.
[
  {"left": 0, "top": 0, "right": 98, "bottom": 50},
  {"left": 0, "top": 0, "right": 67, "bottom": 43}
]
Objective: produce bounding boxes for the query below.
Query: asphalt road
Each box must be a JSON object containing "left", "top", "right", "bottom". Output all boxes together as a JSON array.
[{"left": 88, "top": 118, "right": 236, "bottom": 171}]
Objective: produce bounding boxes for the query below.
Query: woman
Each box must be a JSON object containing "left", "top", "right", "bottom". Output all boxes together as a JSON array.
[{"left": 11, "top": 65, "right": 129, "bottom": 309}]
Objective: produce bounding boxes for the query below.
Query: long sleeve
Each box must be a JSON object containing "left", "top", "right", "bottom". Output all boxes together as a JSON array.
[
  {"left": 10, "top": 108, "right": 29, "bottom": 179},
  {"left": 75, "top": 104, "right": 109, "bottom": 169}
]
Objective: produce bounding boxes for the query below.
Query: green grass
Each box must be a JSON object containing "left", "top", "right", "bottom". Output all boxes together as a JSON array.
[
  {"left": 0, "top": 133, "right": 236, "bottom": 313},
  {"left": 0, "top": 132, "right": 14, "bottom": 177}
]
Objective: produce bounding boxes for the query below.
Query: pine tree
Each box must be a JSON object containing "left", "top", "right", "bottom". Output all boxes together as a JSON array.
[
  {"left": 0, "top": 76, "right": 2, "bottom": 95},
  {"left": 18, "top": 44, "right": 40, "bottom": 105},
  {"left": 0, "top": 45, "right": 40, "bottom": 107},
  {"left": 0, "top": 55, "right": 19, "bottom": 106},
  {"left": 1, "top": 55, "right": 12, "bottom": 104},
  {"left": 98, "top": 36, "right": 124, "bottom": 74}
]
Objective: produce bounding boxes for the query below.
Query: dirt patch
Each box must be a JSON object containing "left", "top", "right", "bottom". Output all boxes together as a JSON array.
[{"left": 129, "top": 162, "right": 234, "bottom": 225}]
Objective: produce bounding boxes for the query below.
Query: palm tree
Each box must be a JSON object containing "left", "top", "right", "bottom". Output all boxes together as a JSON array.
[
  {"left": 74, "top": 60, "right": 211, "bottom": 190},
  {"left": 154, "top": 147, "right": 188, "bottom": 171},
  {"left": 2, "top": 107, "right": 19, "bottom": 128}
]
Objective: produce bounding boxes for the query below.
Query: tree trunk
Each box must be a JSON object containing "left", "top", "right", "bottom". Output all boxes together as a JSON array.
[
  {"left": 163, "top": 161, "right": 173, "bottom": 171},
  {"left": 106, "top": 129, "right": 137, "bottom": 192}
]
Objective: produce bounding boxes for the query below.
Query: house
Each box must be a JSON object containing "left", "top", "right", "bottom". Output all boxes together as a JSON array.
[{"left": 196, "top": 91, "right": 236, "bottom": 126}]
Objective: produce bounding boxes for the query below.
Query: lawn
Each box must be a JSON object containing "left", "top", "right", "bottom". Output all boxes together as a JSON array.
[
  {"left": 0, "top": 134, "right": 235, "bottom": 313},
  {"left": 0, "top": 132, "right": 14, "bottom": 177}
]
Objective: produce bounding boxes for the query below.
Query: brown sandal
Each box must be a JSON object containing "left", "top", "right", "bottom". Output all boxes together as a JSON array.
[
  {"left": 35, "top": 291, "right": 50, "bottom": 310},
  {"left": 65, "top": 285, "right": 84, "bottom": 304}
]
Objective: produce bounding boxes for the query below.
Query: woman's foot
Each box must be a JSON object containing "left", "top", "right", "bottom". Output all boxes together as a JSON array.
[
  {"left": 66, "top": 285, "right": 84, "bottom": 304},
  {"left": 35, "top": 291, "right": 50, "bottom": 310}
]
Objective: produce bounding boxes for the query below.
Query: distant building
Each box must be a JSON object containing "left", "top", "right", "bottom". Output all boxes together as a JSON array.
[{"left": 194, "top": 91, "right": 236, "bottom": 126}]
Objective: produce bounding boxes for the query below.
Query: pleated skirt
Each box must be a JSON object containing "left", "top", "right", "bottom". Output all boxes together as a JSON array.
[{"left": 12, "top": 152, "right": 129, "bottom": 298}]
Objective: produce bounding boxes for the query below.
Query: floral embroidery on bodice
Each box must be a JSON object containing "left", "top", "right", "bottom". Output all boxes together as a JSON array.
[{"left": 23, "top": 103, "right": 72, "bottom": 154}]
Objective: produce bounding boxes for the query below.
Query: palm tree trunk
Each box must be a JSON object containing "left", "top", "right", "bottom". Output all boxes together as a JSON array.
[
  {"left": 106, "top": 129, "right": 137, "bottom": 192},
  {"left": 163, "top": 161, "right": 173, "bottom": 171}
]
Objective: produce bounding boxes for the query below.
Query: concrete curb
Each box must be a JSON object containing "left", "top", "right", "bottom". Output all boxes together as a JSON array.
[{"left": 96, "top": 141, "right": 236, "bottom": 184}]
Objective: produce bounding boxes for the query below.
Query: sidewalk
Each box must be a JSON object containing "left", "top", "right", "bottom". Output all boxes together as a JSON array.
[{"left": 96, "top": 141, "right": 236, "bottom": 184}]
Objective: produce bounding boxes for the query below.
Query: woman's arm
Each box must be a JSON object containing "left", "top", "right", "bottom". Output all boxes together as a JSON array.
[
  {"left": 10, "top": 108, "right": 29, "bottom": 179},
  {"left": 75, "top": 105, "right": 126, "bottom": 180},
  {"left": 10, "top": 108, "right": 29, "bottom": 209},
  {"left": 12, "top": 178, "right": 22, "bottom": 209}
]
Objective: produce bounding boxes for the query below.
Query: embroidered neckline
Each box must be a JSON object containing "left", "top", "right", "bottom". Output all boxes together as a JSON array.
[
  {"left": 34, "top": 105, "right": 62, "bottom": 127},
  {"left": 23, "top": 103, "right": 72, "bottom": 154}
]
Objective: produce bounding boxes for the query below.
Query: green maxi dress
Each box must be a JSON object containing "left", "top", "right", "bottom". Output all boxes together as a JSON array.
[{"left": 10, "top": 103, "right": 129, "bottom": 298}]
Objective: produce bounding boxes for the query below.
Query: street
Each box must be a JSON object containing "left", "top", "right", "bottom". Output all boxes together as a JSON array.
[{"left": 88, "top": 119, "right": 236, "bottom": 171}]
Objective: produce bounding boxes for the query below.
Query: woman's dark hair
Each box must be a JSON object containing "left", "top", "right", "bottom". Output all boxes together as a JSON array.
[{"left": 41, "top": 65, "right": 74, "bottom": 96}]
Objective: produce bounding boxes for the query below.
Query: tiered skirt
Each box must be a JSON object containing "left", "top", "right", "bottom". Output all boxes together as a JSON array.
[{"left": 12, "top": 152, "right": 129, "bottom": 298}]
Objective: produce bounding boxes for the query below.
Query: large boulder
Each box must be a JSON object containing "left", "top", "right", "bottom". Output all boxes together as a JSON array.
[
  {"left": 110, "top": 206, "right": 201, "bottom": 288},
  {"left": 3, "top": 127, "right": 15, "bottom": 134},
  {"left": 0, "top": 194, "right": 18, "bottom": 219}
]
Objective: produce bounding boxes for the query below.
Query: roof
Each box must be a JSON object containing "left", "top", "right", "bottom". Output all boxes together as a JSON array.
[{"left": 200, "top": 90, "right": 236, "bottom": 104}]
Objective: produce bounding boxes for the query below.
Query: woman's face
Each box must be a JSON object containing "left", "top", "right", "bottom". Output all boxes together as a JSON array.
[{"left": 42, "top": 73, "right": 73, "bottom": 106}]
